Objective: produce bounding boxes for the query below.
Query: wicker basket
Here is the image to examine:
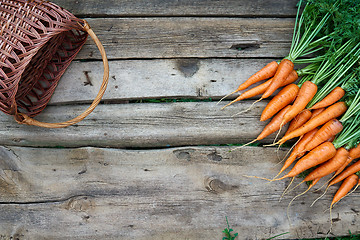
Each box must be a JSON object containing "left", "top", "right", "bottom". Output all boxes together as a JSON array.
[{"left": 0, "top": 0, "right": 109, "bottom": 128}]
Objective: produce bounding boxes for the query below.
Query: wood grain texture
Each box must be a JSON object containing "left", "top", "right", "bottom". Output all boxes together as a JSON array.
[
  {"left": 0, "top": 101, "right": 286, "bottom": 148},
  {"left": 0, "top": 146, "right": 358, "bottom": 240},
  {"left": 50, "top": 59, "right": 281, "bottom": 104},
  {"left": 2, "top": 1, "right": 354, "bottom": 239},
  {"left": 77, "top": 18, "right": 293, "bottom": 59},
  {"left": 51, "top": 0, "right": 298, "bottom": 17}
]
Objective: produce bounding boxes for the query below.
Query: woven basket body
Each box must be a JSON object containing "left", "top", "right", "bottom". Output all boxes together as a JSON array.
[{"left": 0, "top": 0, "right": 88, "bottom": 118}]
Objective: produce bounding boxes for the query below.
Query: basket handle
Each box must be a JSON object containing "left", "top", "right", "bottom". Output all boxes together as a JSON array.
[{"left": 14, "top": 20, "right": 109, "bottom": 128}]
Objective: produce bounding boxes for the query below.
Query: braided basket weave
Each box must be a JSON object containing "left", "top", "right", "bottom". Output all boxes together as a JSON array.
[{"left": 0, "top": 0, "right": 109, "bottom": 128}]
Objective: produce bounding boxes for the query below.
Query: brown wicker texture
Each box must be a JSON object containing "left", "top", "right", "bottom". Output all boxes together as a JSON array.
[{"left": 0, "top": 0, "right": 109, "bottom": 128}]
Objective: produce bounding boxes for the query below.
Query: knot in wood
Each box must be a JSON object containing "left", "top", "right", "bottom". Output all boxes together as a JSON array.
[
  {"left": 66, "top": 196, "right": 93, "bottom": 212},
  {"left": 205, "top": 177, "right": 238, "bottom": 194}
]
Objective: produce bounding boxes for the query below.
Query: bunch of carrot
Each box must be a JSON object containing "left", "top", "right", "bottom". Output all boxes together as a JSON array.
[{"left": 220, "top": 0, "right": 360, "bottom": 212}]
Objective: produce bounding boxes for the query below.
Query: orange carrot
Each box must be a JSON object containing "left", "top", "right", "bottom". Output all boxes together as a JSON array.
[
  {"left": 304, "top": 147, "right": 349, "bottom": 181},
  {"left": 276, "top": 142, "right": 336, "bottom": 180},
  {"left": 310, "top": 108, "right": 325, "bottom": 119},
  {"left": 329, "top": 160, "right": 360, "bottom": 186},
  {"left": 235, "top": 61, "right": 279, "bottom": 92},
  {"left": 222, "top": 61, "right": 279, "bottom": 99},
  {"left": 262, "top": 59, "right": 294, "bottom": 99},
  {"left": 257, "top": 105, "right": 292, "bottom": 140},
  {"left": 282, "top": 81, "right": 318, "bottom": 124},
  {"left": 334, "top": 157, "right": 353, "bottom": 177},
  {"left": 349, "top": 144, "right": 360, "bottom": 160},
  {"left": 333, "top": 144, "right": 360, "bottom": 178},
  {"left": 260, "top": 84, "right": 299, "bottom": 121},
  {"left": 304, "top": 119, "right": 343, "bottom": 152},
  {"left": 310, "top": 87, "right": 345, "bottom": 110},
  {"left": 278, "top": 102, "right": 347, "bottom": 145},
  {"left": 279, "top": 128, "right": 318, "bottom": 175},
  {"left": 310, "top": 178, "right": 321, "bottom": 188},
  {"left": 285, "top": 109, "right": 312, "bottom": 135},
  {"left": 222, "top": 70, "right": 298, "bottom": 109},
  {"left": 331, "top": 174, "right": 359, "bottom": 207}
]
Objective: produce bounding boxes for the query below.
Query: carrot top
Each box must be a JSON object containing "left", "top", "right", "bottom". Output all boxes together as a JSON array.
[{"left": 285, "top": 0, "right": 336, "bottom": 63}]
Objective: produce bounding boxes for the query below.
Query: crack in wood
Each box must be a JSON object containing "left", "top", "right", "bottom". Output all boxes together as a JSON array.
[{"left": 0, "top": 194, "right": 93, "bottom": 206}]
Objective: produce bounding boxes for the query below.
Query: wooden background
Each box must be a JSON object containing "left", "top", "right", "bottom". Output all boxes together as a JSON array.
[{"left": 0, "top": 0, "right": 359, "bottom": 239}]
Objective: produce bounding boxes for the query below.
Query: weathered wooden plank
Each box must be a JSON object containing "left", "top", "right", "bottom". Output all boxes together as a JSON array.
[
  {"left": 51, "top": 0, "right": 298, "bottom": 17},
  {"left": 0, "top": 146, "right": 357, "bottom": 239},
  {"left": 50, "top": 58, "right": 280, "bottom": 104},
  {"left": 0, "top": 101, "right": 286, "bottom": 148},
  {"left": 76, "top": 18, "right": 293, "bottom": 59}
]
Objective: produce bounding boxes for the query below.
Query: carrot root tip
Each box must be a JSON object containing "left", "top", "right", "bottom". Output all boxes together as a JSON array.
[
  {"left": 311, "top": 186, "right": 329, "bottom": 207},
  {"left": 263, "top": 142, "right": 280, "bottom": 147},
  {"left": 230, "top": 139, "right": 257, "bottom": 151},
  {"left": 217, "top": 91, "right": 238, "bottom": 105},
  {"left": 232, "top": 98, "right": 262, "bottom": 117},
  {"left": 279, "top": 177, "right": 295, "bottom": 202},
  {"left": 242, "top": 175, "right": 273, "bottom": 182}
]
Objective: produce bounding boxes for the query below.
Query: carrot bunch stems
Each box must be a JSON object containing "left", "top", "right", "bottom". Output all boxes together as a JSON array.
[
  {"left": 340, "top": 89, "right": 360, "bottom": 124},
  {"left": 286, "top": 1, "right": 334, "bottom": 63},
  {"left": 307, "top": 43, "right": 360, "bottom": 108},
  {"left": 333, "top": 118, "right": 360, "bottom": 150}
]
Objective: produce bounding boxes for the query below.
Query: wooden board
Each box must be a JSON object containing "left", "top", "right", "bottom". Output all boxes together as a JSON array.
[
  {"left": 0, "top": 146, "right": 358, "bottom": 240},
  {"left": 0, "top": 101, "right": 287, "bottom": 148},
  {"left": 50, "top": 59, "right": 279, "bottom": 104},
  {"left": 76, "top": 18, "right": 293, "bottom": 59},
  {"left": 1, "top": 0, "right": 357, "bottom": 239},
  {"left": 51, "top": 0, "right": 298, "bottom": 17}
]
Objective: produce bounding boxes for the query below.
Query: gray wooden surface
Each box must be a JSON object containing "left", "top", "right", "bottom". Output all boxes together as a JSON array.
[
  {"left": 53, "top": 0, "right": 298, "bottom": 17},
  {"left": 0, "top": 101, "right": 287, "bottom": 148},
  {"left": 0, "top": 146, "right": 358, "bottom": 240},
  {"left": 49, "top": 59, "right": 280, "bottom": 104},
  {"left": 0, "top": 1, "right": 357, "bottom": 240},
  {"left": 77, "top": 18, "right": 293, "bottom": 59}
]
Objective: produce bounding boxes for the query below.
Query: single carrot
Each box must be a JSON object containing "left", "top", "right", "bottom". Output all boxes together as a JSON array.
[
  {"left": 275, "top": 142, "right": 336, "bottom": 181},
  {"left": 282, "top": 81, "right": 318, "bottom": 124},
  {"left": 329, "top": 160, "right": 360, "bottom": 187},
  {"left": 279, "top": 128, "right": 318, "bottom": 175},
  {"left": 334, "top": 144, "right": 360, "bottom": 178},
  {"left": 222, "top": 70, "right": 298, "bottom": 109},
  {"left": 220, "top": 61, "right": 278, "bottom": 101},
  {"left": 262, "top": 59, "right": 294, "bottom": 99},
  {"left": 285, "top": 109, "right": 312, "bottom": 135},
  {"left": 310, "top": 87, "right": 345, "bottom": 110},
  {"left": 331, "top": 174, "right": 359, "bottom": 207},
  {"left": 304, "top": 147, "right": 349, "bottom": 182},
  {"left": 278, "top": 102, "right": 347, "bottom": 145},
  {"left": 310, "top": 108, "right": 325, "bottom": 119},
  {"left": 260, "top": 84, "right": 299, "bottom": 121},
  {"left": 234, "top": 61, "right": 279, "bottom": 92},
  {"left": 257, "top": 105, "right": 292, "bottom": 140},
  {"left": 303, "top": 119, "right": 343, "bottom": 152},
  {"left": 349, "top": 144, "right": 360, "bottom": 160},
  {"left": 328, "top": 174, "right": 359, "bottom": 232}
]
